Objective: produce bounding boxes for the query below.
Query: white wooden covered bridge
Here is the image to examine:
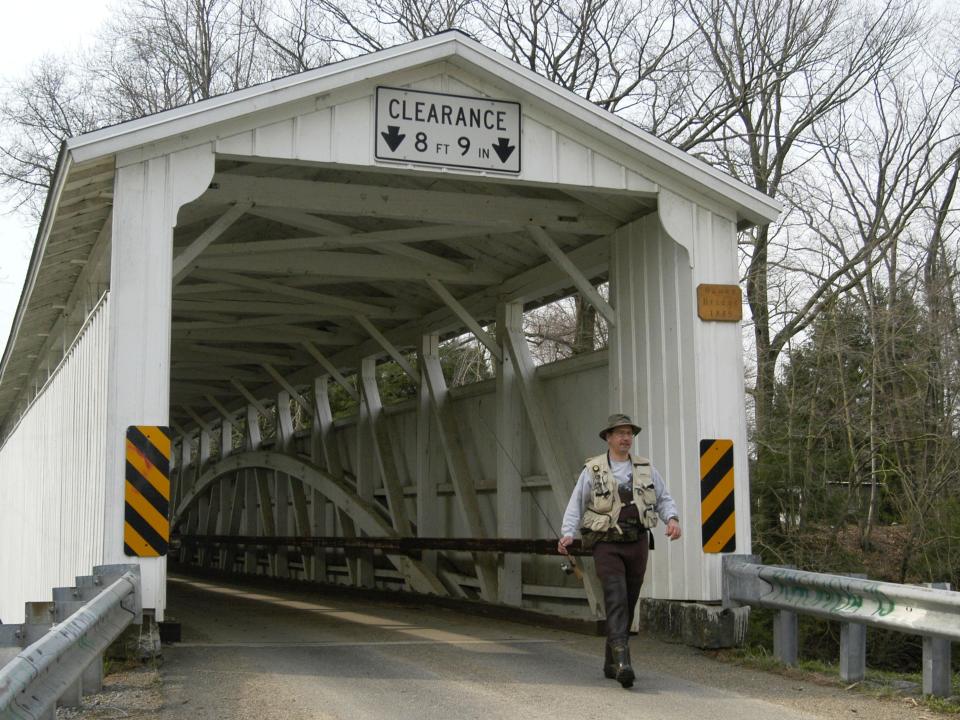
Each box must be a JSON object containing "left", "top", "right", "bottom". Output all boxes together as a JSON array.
[{"left": 0, "top": 31, "right": 779, "bottom": 625}]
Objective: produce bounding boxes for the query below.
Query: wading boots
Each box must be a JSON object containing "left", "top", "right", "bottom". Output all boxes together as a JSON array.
[{"left": 601, "top": 575, "right": 635, "bottom": 688}]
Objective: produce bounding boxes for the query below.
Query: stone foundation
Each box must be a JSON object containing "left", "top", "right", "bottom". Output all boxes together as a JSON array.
[{"left": 635, "top": 599, "right": 750, "bottom": 648}]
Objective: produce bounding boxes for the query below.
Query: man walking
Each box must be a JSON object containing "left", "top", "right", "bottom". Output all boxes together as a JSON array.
[{"left": 557, "top": 413, "right": 681, "bottom": 688}]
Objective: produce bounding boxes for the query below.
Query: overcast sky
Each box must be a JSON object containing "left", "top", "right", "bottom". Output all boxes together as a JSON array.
[{"left": 0, "top": 0, "right": 112, "bottom": 349}]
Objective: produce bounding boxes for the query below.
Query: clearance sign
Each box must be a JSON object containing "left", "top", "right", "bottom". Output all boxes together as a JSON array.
[{"left": 375, "top": 86, "right": 521, "bottom": 173}]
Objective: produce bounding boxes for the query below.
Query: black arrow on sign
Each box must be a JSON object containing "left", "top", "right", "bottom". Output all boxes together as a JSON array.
[
  {"left": 381, "top": 125, "right": 406, "bottom": 152},
  {"left": 492, "top": 137, "right": 516, "bottom": 163}
]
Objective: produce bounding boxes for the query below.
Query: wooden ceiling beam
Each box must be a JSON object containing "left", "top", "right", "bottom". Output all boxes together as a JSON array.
[
  {"left": 189, "top": 250, "right": 501, "bottom": 284},
  {"left": 172, "top": 325, "right": 361, "bottom": 346},
  {"left": 172, "top": 203, "right": 251, "bottom": 285},
  {"left": 189, "top": 270, "right": 401, "bottom": 316},
  {"left": 246, "top": 206, "right": 354, "bottom": 235},
  {"left": 354, "top": 315, "right": 419, "bottom": 383},
  {"left": 199, "top": 224, "right": 489, "bottom": 256},
  {"left": 425, "top": 278, "right": 501, "bottom": 361},
  {"left": 172, "top": 298, "right": 403, "bottom": 320},
  {"left": 202, "top": 174, "right": 621, "bottom": 235},
  {"left": 176, "top": 343, "right": 303, "bottom": 366},
  {"left": 301, "top": 341, "right": 359, "bottom": 402},
  {"left": 527, "top": 226, "right": 616, "bottom": 326},
  {"left": 171, "top": 315, "right": 319, "bottom": 331}
]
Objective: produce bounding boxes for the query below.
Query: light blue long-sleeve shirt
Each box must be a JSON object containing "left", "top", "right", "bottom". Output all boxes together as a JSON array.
[{"left": 560, "top": 455, "right": 679, "bottom": 537}]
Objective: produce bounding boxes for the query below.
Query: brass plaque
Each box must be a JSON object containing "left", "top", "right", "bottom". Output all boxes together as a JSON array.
[{"left": 697, "top": 284, "right": 742, "bottom": 322}]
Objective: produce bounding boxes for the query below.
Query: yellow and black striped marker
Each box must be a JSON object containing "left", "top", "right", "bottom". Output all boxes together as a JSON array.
[
  {"left": 124, "top": 425, "right": 171, "bottom": 557},
  {"left": 700, "top": 439, "right": 735, "bottom": 553}
]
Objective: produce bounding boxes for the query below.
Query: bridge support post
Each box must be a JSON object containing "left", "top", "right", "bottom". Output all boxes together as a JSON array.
[
  {"left": 272, "top": 395, "right": 290, "bottom": 578},
  {"left": 177, "top": 437, "right": 195, "bottom": 564},
  {"left": 420, "top": 336, "right": 499, "bottom": 601},
  {"left": 196, "top": 429, "right": 213, "bottom": 567},
  {"left": 218, "top": 417, "right": 236, "bottom": 571},
  {"left": 354, "top": 359, "right": 377, "bottom": 588},
  {"left": 496, "top": 304, "right": 523, "bottom": 606},
  {"left": 244, "top": 405, "right": 270, "bottom": 574},
  {"left": 360, "top": 357, "right": 412, "bottom": 536},
  {"left": 308, "top": 379, "right": 328, "bottom": 582},
  {"left": 415, "top": 339, "right": 441, "bottom": 577},
  {"left": 103, "top": 147, "right": 214, "bottom": 620},
  {"left": 501, "top": 296, "right": 602, "bottom": 614},
  {"left": 313, "top": 377, "right": 360, "bottom": 585}
]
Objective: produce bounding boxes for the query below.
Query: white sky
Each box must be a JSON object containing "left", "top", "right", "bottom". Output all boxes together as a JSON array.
[{"left": 0, "top": 0, "right": 113, "bottom": 348}]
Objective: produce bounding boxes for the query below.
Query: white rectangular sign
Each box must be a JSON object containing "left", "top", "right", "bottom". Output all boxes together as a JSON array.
[{"left": 375, "top": 86, "right": 521, "bottom": 173}]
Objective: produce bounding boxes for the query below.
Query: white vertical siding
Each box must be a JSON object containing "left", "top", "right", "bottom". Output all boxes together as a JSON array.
[
  {"left": 659, "top": 189, "right": 750, "bottom": 599},
  {"left": 610, "top": 214, "right": 706, "bottom": 601},
  {"left": 212, "top": 67, "right": 659, "bottom": 195},
  {"left": 690, "top": 204, "right": 753, "bottom": 585},
  {"left": 0, "top": 296, "right": 110, "bottom": 624},
  {"left": 609, "top": 199, "right": 751, "bottom": 602}
]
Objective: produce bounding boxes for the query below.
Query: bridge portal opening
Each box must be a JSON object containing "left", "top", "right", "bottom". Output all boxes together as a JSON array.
[{"left": 167, "top": 157, "right": 654, "bottom": 616}]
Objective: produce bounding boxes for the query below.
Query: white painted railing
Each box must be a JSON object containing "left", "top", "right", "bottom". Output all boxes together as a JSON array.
[
  {"left": 722, "top": 555, "right": 954, "bottom": 696},
  {"left": 0, "top": 564, "right": 141, "bottom": 720}
]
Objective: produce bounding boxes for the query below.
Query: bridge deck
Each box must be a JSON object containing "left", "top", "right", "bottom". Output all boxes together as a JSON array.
[{"left": 119, "top": 574, "right": 908, "bottom": 720}]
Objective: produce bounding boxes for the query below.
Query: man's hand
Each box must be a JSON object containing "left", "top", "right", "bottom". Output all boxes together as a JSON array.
[
  {"left": 557, "top": 535, "right": 574, "bottom": 555},
  {"left": 665, "top": 518, "right": 681, "bottom": 541}
]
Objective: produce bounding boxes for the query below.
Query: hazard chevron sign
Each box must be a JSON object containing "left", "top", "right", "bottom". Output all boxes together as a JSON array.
[
  {"left": 124, "top": 425, "right": 171, "bottom": 557},
  {"left": 700, "top": 439, "right": 736, "bottom": 553}
]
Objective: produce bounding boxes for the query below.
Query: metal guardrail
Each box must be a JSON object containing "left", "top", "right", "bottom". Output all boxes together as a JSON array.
[
  {"left": 722, "top": 555, "right": 954, "bottom": 696},
  {"left": 0, "top": 564, "right": 141, "bottom": 720}
]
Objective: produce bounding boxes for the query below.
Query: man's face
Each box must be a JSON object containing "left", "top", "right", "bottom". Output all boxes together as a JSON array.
[{"left": 606, "top": 426, "right": 634, "bottom": 455}]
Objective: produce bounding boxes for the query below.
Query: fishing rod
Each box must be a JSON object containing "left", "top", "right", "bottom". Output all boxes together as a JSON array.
[{"left": 474, "top": 410, "right": 584, "bottom": 581}]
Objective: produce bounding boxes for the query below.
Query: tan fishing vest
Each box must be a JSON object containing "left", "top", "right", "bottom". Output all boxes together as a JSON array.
[{"left": 580, "top": 453, "right": 659, "bottom": 536}]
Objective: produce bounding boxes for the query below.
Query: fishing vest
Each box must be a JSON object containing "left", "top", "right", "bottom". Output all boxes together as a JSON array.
[{"left": 580, "top": 453, "right": 659, "bottom": 541}]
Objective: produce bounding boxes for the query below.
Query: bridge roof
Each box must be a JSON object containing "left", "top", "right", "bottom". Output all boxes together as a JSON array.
[{"left": 0, "top": 31, "right": 780, "bottom": 435}]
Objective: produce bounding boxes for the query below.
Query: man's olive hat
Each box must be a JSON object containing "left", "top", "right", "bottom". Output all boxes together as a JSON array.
[{"left": 599, "top": 413, "right": 642, "bottom": 439}]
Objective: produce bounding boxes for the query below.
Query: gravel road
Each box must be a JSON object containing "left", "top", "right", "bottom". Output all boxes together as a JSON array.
[{"left": 61, "top": 574, "right": 938, "bottom": 719}]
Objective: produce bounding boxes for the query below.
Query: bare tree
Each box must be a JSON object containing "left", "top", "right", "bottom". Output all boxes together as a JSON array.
[
  {"left": 89, "top": 0, "right": 271, "bottom": 117},
  {"left": 671, "top": 0, "right": 927, "bottom": 532},
  {"left": 469, "top": 0, "right": 685, "bottom": 112},
  {"left": 243, "top": 0, "right": 335, "bottom": 72},
  {"left": 0, "top": 57, "right": 106, "bottom": 217}
]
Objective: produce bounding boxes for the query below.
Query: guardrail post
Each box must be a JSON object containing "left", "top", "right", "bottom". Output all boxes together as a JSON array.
[
  {"left": 773, "top": 609, "right": 798, "bottom": 666},
  {"left": 60, "top": 678, "right": 83, "bottom": 707},
  {"left": 771, "top": 564, "right": 799, "bottom": 666},
  {"left": 923, "top": 582, "right": 952, "bottom": 697},
  {"left": 839, "top": 573, "right": 867, "bottom": 683},
  {"left": 839, "top": 622, "right": 866, "bottom": 682},
  {"left": 82, "top": 654, "right": 105, "bottom": 694}
]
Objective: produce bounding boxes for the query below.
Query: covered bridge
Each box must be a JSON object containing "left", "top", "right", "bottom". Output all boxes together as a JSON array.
[{"left": 0, "top": 31, "right": 779, "bottom": 624}]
